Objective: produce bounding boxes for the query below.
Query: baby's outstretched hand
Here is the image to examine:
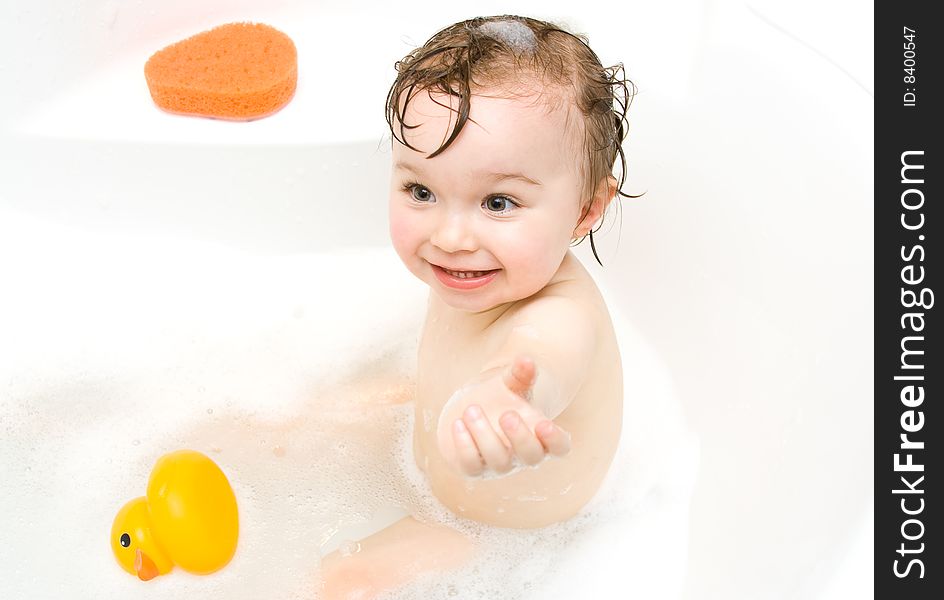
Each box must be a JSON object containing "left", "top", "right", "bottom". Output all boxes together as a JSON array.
[{"left": 437, "top": 356, "right": 571, "bottom": 477}]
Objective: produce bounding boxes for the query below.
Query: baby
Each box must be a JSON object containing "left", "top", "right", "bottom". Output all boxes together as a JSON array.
[{"left": 320, "top": 15, "right": 633, "bottom": 598}]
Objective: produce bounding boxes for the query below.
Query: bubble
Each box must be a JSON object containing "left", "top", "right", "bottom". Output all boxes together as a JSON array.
[
  {"left": 338, "top": 539, "right": 361, "bottom": 557},
  {"left": 422, "top": 409, "right": 433, "bottom": 432}
]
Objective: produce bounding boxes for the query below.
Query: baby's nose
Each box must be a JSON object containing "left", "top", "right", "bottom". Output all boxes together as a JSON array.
[{"left": 430, "top": 213, "right": 478, "bottom": 253}]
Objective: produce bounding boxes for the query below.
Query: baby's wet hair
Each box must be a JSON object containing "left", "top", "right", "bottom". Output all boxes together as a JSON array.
[{"left": 385, "top": 15, "right": 639, "bottom": 264}]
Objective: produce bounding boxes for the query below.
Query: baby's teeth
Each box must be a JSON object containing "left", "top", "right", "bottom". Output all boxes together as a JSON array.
[{"left": 446, "top": 269, "right": 486, "bottom": 278}]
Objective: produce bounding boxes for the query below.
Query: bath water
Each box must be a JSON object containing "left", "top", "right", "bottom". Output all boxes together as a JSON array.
[{"left": 0, "top": 208, "right": 696, "bottom": 599}]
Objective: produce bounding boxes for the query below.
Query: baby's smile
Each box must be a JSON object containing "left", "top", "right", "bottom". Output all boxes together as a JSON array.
[{"left": 430, "top": 263, "right": 501, "bottom": 290}]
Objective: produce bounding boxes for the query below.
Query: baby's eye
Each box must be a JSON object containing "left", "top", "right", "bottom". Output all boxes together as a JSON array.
[
  {"left": 482, "top": 195, "right": 518, "bottom": 215},
  {"left": 405, "top": 183, "right": 435, "bottom": 203}
]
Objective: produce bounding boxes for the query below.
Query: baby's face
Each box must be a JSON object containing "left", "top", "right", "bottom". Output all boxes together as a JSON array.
[{"left": 389, "top": 86, "right": 584, "bottom": 313}]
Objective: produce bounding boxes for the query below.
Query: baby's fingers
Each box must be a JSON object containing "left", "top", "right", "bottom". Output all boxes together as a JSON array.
[
  {"left": 462, "top": 405, "right": 514, "bottom": 473},
  {"left": 535, "top": 420, "right": 571, "bottom": 457},
  {"left": 502, "top": 355, "right": 536, "bottom": 398},
  {"left": 451, "top": 420, "right": 485, "bottom": 476},
  {"left": 499, "top": 411, "right": 545, "bottom": 466}
]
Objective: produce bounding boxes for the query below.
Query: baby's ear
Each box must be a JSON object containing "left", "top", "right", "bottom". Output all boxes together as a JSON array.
[{"left": 574, "top": 175, "right": 618, "bottom": 237}]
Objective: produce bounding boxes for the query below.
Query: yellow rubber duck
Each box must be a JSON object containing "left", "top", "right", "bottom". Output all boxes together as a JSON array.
[{"left": 110, "top": 449, "right": 239, "bottom": 580}]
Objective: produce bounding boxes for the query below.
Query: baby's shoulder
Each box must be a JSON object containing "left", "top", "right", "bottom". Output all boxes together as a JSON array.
[
  {"left": 497, "top": 292, "right": 599, "bottom": 351},
  {"left": 510, "top": 292, "right": 586, "bottom": 323},
  {"left": 486, "top": 253, "right": 611, "bottom": 351},
  {"left": 510, "top": 259, "right": 605, "bottom": 326}
]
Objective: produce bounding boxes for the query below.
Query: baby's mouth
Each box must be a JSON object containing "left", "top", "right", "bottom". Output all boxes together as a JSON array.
[{"left": 429, "top": 263, "right": 500, "bottom": 290}]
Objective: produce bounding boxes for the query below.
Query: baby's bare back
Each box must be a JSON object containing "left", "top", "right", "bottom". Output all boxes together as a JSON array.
[{"left": 413, "top": 253, "right": 623, "bottom": 528}]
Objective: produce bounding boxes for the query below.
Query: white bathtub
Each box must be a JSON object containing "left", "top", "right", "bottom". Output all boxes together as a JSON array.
[{"left": 0, "top": 0, "right": 873, "bottom": 598}]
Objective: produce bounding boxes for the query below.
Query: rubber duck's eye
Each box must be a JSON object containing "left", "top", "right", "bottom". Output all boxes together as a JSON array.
[{"left": 120, "top": 533, "right": 131, "bottom": 548}]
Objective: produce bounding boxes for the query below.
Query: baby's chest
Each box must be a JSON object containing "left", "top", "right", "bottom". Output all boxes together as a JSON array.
[
  {"left": 412, "top": 329, "right": 479, "bottom": 470},
  {"left": 415, "top": 330, "right": 487, "bottom": 413}
]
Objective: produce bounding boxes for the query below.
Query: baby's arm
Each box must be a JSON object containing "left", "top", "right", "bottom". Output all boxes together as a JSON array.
[{"left": 437, "top": 297, "right": 596, "bottom": 476}]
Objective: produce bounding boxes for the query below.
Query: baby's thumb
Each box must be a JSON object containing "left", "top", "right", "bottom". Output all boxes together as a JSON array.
[{"left": 503, "top": 355, "right": 536, "bottom": 398}]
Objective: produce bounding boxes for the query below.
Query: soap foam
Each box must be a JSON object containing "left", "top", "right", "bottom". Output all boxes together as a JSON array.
[
  {"left": 0, "top": 210, "right": 696, "bottom": 600},
  {"left": 475, "top": 19, "right": 538, "bottom": 55}
]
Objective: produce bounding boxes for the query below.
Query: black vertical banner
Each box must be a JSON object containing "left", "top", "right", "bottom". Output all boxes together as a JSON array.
[{"left": 875, "top": 1, "right": 940, "bottom": 598}]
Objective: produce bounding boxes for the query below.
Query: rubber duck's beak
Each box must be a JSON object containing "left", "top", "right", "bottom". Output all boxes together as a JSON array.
[{"left": 134, "top": 548, "right": 160, "bottom": 581}]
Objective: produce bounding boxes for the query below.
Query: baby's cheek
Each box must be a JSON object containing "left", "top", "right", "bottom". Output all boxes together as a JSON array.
[
  {"left": 388, "top": 217, "right": 415, "bottom": 260},
  {"left": 511, "top": 250, "right": 564, "bottom": 295}
]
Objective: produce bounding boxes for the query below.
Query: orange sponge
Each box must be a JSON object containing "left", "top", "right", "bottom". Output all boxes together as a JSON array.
[{"left": 144, "top": 22, "right": 297, "bottom": 120}]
